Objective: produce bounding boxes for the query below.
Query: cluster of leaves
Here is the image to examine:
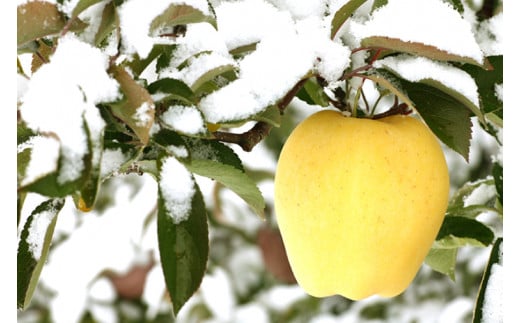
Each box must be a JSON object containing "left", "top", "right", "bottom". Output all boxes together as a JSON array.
[{"left": 17, "top": 0, "right": 502, "bottom": 320}]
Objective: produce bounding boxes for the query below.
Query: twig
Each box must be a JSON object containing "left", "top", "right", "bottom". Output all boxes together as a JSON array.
[{"left": 212, "top": 121, "right": 272, "bottom": 152}]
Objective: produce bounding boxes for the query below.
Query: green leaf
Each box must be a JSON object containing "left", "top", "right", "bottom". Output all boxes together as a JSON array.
[
  {"left": 473, "top": 237, "right": 503, "bottom": 323},
  {"left": 94, "top": 1, "right": 118, "bottom": 47},
  {"left": 191, "top": 63, "right": 236, "bottom": 94},
  {"left": 403, "top": 81, "right": 473, "bottom": 161},
  {"left": 434, "top": 216, "right": 495, "bottom": 249},
  {"left": 149, "top": 4, "right": 217, "bottom": 35},
  {"left": 492, "top": 163, "right": 503, "bottom": 206},
  {"left": 148, "top": 78, "right": 196, "bottom": 105},
  {"left": 157, "top": 157, "right": 208, "bottom": 315},
  {"left": 183, "top": 138, "right": 244, "bottom": 172},
  {"left": 371, "top": 0, "right": 388, "bottom": 12},
  {"left": 296, "top": 77, "right": 330, "bottom": 107},
  {"left": 71, "top": 0, "right": 104, "bottom": 17},
  {"left": 367, "top": 70, "right": 473, "bottom": 160},
  {"left": 330, "top": 0, "right": 368, "bottom": 39},
  {"left": 186, "top": 160, "right": 265, "bottom": 218},
  {"left": 18, "top": 198, "right": 65, "bottom": 309},
  {"left": 462, "top": 56, "right": 503, "bottom": 123},
  {"left": 252, "top": 105, "right": 282, "bottom": 127},
  {"left": 73, "top": 119, "right": 105, "bottom": 212},
  {"left": 361, "top": 36, "right": 485, "bottom": 67},
  {"left": 425, "top": 248, "right": 457, "bottom": 280},
  {"left": 109, "top": 65, "right": 155, "bottom": 144},
  {"left": 182, "top": 139, "right": 265, "bottom": 218}
]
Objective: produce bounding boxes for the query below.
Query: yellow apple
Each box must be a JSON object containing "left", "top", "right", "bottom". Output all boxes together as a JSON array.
[{"left": 274, "top": 110, "right": 449, "bottom": 300}]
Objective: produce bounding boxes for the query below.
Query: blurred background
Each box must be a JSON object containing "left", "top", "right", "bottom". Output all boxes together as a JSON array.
[{"left": 17, "top": 97, "right": 502, "bottom": 323}]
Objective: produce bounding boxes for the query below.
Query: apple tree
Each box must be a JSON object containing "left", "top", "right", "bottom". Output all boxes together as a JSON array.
[{"left": 17, "top": 0, "right": 502, "bottom": 321}]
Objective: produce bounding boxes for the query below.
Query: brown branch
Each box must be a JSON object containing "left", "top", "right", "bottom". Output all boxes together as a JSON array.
[{"left": 212, "top": 121, "right": 272, "bottom": 152}]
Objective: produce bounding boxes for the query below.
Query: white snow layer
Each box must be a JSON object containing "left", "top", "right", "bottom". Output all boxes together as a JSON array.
[
  {"left": 118, "top": 0, "right": 211, "bottom": 58},
  {"left": 199, "top": 3, "right": 351, "bottom": 123},
  {"left": 161, "top": 105, "right": 205, "bottom": 135},
  {"left": 25, "top": 200, "right": 61, "bottom": 260},
  {"left": 159, "top": 156, "right": 195, "bottom": 223},
  {"left": 19, "top": 34, "right": 120, "bottom": 184},
  {"left": 476, "top": 12, "right": 503, "bottom": 56},
  {"left": 18, "top": 135, "right": 61, "bottom": 187},
  {"left": 374, "top": 55, "right": 480, "bottom": 107},
  {"left": 350, "top": 0, "right": 484, "bottom": 64}
]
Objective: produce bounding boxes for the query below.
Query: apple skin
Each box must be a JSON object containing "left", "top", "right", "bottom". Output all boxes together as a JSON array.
[{"left": 274, "top": 110, "right": 450, "bottom": 300}]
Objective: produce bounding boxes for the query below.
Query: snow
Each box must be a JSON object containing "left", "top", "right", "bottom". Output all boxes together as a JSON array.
[
  {"left": 166, "top": 145, "right": 189, "bottom": 158},
  {"left": 199, "top": 0, "right": 350, "bottom": 123},
  {"left": 214, "top": 0, "right": 293, "bottom": 51},
  {"left": 18, "top": 135, "right": 60, "bottom": 186},
  {"left": 168, "top": 52, "right": 236, "bottom": 89},
  {"left": 133, "top": 102, "right": 154, "bottom": 127},
  {"left": 476, "top": 12, "right": 503, "bottom": 56},
  {"left": 24, "top": 199, "right": 61, "bottom": 260},
  {"left": 159, "top": 156, "right": 195, "bottom": 223},
  {"left": 118, "top": 0, "right": 179, "bottom": 58},
  {"left": 463, "top": 180, "right": 496, "bottom": 207},
  {"left": 32, "top": 176, "right": 158, "bottom": 323},
  {"left": 495, "top": 83, "right": 503, "bottom": 102},
  {"left": 349, "top": 0, "right": 484, "bottom": 64},
  {"left": 19, "top": 34, "right": 119, "bottom": 185},
  {"left": 481, "top": 245, "right": 503, "bottom": 323},
  {"left": 373, "top": 55, "right": 480, "bottom": 107},
  {"left": 268, "top": 0, "right": 327, "bottom": 20},
  {"left": 100, "top": 148, "right": 129, "bottom": 179},
  {"left": 161, "top": 105, "right": 205, "bottom": 135}
]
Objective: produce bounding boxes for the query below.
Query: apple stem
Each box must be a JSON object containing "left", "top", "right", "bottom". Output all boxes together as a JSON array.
[{"left": 372, "top": 103, "right": 413, "bottom": 119}]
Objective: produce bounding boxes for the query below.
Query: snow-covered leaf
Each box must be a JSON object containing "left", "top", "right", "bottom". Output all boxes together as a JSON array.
[
  {"left": 22, "top": 120, "right": 93, "bottom": 197},
  {"left": 148, "top": 78, "right": 196, "bottom": 105},
  {"left": 473, "top": 237, "right": 502, "bottom": 323},
  {"left": 149, "top": 4, "right": 217, "bottom": 35},
  {"left": 183, "top": 138, "right": 244, "bottom": 172},
  {"left": 71, "top": 0, "right": 105, "bottom": 17},
  {"left": 157, "top": 155, "right": 208, "bottom": 315},
  {"left": 448, "top": 178, "right": 496, "bottom": 212},
  {"left": 190, "top": 63, "right": 236, "bottom": 95},
  {"left": 109, "top": 65, "right": 155, "bottom": 144},
  {"left": 17, "top": 199, "right": 65, "bottom": 309},
  {"left": 374, "top": 55, "right": 484, "bottom": 123},
  {"left": 330, "top": 0, "right": 368, "bottom": 39},
  {"left": 161, "top": 105, "right": 206, "bottom": 136},
  {"left": 94, "top": 1, "right": 118, "bottom": 46},
  {"left": 352, "top": 0, "right": 484, "bottom": 66},
  {"left": 433, "top": 216, "right": 495, "bottom": 249},
  {"left": 462, "top": 56, "right": 503, "bottom": 125},
  {"left": 425, "top": 247, "right": 457, "bottom": 280}
]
